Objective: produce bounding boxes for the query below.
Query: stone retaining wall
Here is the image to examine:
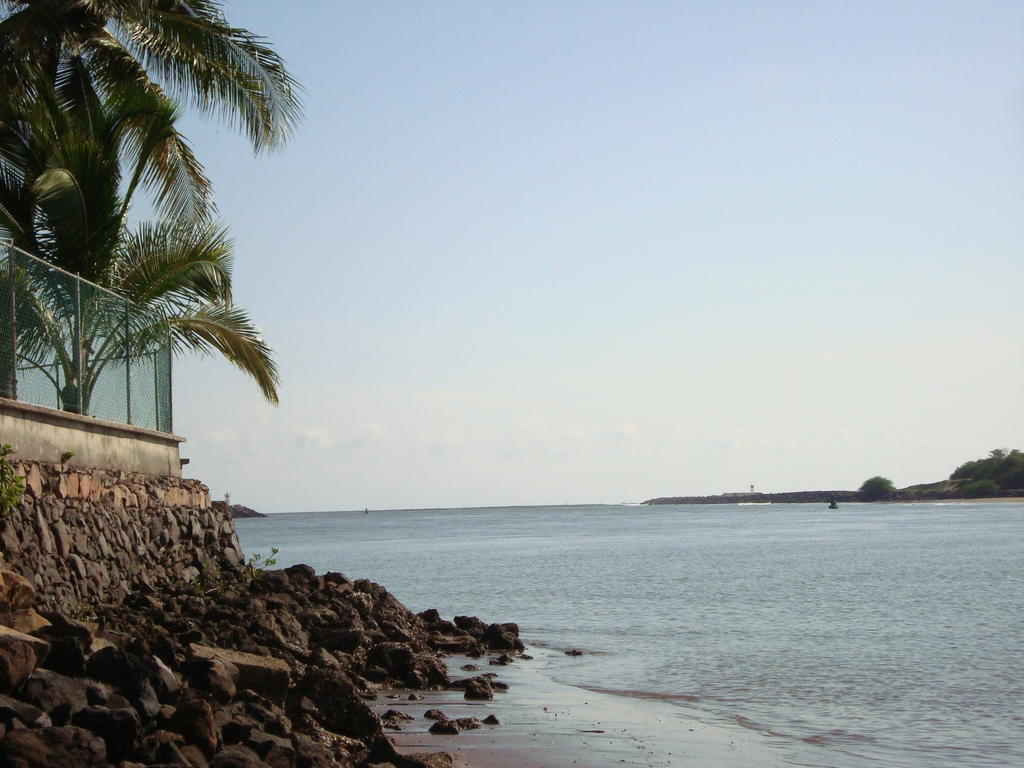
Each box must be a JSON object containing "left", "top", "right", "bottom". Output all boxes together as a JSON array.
[{"left": 0, "top": 459, "right": 244, "bottom": 612}]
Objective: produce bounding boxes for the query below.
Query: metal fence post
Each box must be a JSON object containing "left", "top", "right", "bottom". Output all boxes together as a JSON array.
[
  {"left": 6, "top": 248, "right": 17, "bottom": 400},
  {"left": 124, "top": 302, "right": 132, "bottom": 425},
  {"left": 75, "top": 279, "right": 83, "bottom": 415},
  {"left": 167, "top": 338, "right": 173, "bottom": 433},
  {"left": 153, "top": 349, "right": 160, "bottom": 431}
]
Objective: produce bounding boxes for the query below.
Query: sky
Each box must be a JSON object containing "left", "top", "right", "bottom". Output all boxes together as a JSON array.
[{"left": 172, "top": 0, "right": 1024, "bottom": 512}]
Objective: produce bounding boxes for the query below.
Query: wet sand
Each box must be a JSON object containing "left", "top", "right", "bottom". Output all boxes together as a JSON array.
[{"left": 376, "top": 648, "right": 785, "bottom": 768}]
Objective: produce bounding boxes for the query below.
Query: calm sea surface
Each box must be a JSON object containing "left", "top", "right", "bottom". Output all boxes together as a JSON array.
[{"left": 236, "top": 502, "right": 1024, "bottom": 767}]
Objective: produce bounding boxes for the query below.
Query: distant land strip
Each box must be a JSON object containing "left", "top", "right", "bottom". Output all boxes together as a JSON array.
[{"left": 642, "top": 489, "right": 1024, "bottom": 505}]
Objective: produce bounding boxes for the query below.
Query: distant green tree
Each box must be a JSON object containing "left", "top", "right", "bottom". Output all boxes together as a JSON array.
[
  {"left": 950, "top": 449, "right": 1024, "bottom": 491},
  {"left": 962, "top": 479, "right": 999, "bottom": 498},
  {"left": 859, "top": 476, "right": 896, "bottom": 501}
]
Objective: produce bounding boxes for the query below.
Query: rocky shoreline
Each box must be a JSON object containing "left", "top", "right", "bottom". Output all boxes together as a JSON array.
[
  {"left": 642, "top": 488, "right": 1024, "bottom": 505},
  {"left": 0, "top": 561, "right": 526, "bottom": 768},
  {"left": 211, "top": 502, "right": 267, "bottom": 519}
]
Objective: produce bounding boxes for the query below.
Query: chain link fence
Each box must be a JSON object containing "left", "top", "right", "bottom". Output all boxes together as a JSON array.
[{"left": 0, "top": 243, "right": 172, "bottom": 433}]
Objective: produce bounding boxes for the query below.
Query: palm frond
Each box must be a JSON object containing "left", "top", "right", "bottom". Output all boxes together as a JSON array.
[
  {"left": 111, "top": 92, "right": 213, "bottom": 222},
  {"left": 114, "top": 220, "right": 233, "bottom": 306},
  {"left": 168, "top": 302, "right": 279, "bottom": 404},
  {"left": 111, "top": 1, "right": 302, "bottom": 152}
]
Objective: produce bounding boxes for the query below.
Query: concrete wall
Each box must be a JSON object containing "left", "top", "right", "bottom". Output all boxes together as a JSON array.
[
  {"left": 0, "top": 397, "right": 183, "bottom": 477},
  {"left": 0, "top": 459, "right": 243, "bottom": 613}
]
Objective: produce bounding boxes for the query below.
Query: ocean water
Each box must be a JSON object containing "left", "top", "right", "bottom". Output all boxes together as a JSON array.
[{"left": 236, "top": 502, "right": 1024, "bottom": 767}]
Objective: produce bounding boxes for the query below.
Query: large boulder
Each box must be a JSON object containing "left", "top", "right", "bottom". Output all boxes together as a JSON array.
[
  {"left": 167, "top": 697, "right": 220, "bottom": 758},
  {"left": 0, "top": 627, "right": 48, "bottom": 694},
  {"left": 210, "top": 744, "right": 273, "bottom": 768},
  {"left": 452, "top": 615, "right": 487, "bottom": 638},
  {"left": 245, "top": 728, "right": 296, "bottom": 767},
  {"left": 71, "top": 705, "right": 142, "bottom": 762},
  {"left": 181, "top": 657, "right": 238, "bottom": 704},
  {"left": 461, "top": 676, "right": 494, "bottom": 700},
  {"left": 18, "top": 669, "right": 88, "bottom": 726},
  {"left": 189, "top": 644, "right": 290, "bottom": 704},
  {"left": 482, "top": 622, "right": 524, "bottom": 652},
  {"left": 0, "top": 694, "right": 50, "bottom": 729},
  {"left": 0, "top": 725, "right": 106, "bottom": 768},
  {"left": 0, "top": 570, "right": 36, "bottom": 611},
  {"left": 287, "top": 668, "right": 379, "bottom": 742},
  {"left": 84, "top": 647, "right": 160, "bottom": 718}
]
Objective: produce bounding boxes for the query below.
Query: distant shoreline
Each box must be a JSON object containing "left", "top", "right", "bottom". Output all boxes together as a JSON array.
[{"left": 642, "top": 490, "right": 1024, "bottom": 505}]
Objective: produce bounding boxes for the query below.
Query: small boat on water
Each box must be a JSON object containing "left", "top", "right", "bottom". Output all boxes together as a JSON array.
[{"left": 828, "top": 496, "right": 839, "bottom": 510}]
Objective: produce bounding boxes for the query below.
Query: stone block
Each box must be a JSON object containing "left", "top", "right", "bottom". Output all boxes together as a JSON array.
[
  {"left": 0, "top": 625, "right": 50, "bottom": 693},
  {"left": 0, "top": 569, "right": 36, "bottom": 609},
  {"left": 189, "top": 644, "right": 291, "bottom": 704}
]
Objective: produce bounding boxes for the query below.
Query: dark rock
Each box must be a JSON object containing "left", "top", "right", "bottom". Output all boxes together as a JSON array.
[
  {"left": 0, "top": 694, "right": 50, "bottom": 728},
  {"left": 36, "top": 613, "right": 93, "bottom": 644},
  {"left": 455, "top": 717, "right": 481, "bottom": 730},
  {"left": 210, "top": 744, "right": 272, "bottom": 768},
  {"left": 452, "top": 616, "right": 487, "bottom": 638},
  {"left": 292, "top": 732, "right": 345, "bottom": 768},
  {"left": 482, "top": 714, "right": 500, "bottom": 725},
  {"left": 84, "top": 647, "right": 160, "bottom": 718},
  {"left": 189, "top": 645, "right": 290, "bottom": 705},
  {"left": 287, "top": 669, "right": 379, "bottom": 742},
  {"left": 181, "top": 657, "right": 238, "bottom": 703},
  {"left": 417, "top": 609, "right": 442, "bottom": 625},
  {"left": 0, "top": 725, "right": 106, "bottom": 768},
  {"left": 459, "top": 664, "right": 480, "bottom": 672},
  {"left": 36, "top": 636, "right": 86, "bottom": 678},
  {"left": 18, "top": 669, "right": 88, "bottom": 725},
  {"left": 318, "top": 629, "right": 364, "bottom": 654},
  {"left": 404, "top": 753, "right": 454, "bottom": 768},
  {"left": 489, "top": 654, "right": 514, "bottom": 666},
  {"left": 220, "top": 706, "right": 260, "bottom": 745},
  {"left": 381, "top": 708, "right": 412, "bottom": 731},
  {"left": 71, "top": 705, "right": 141, "bottom": 762},
  {"left": 137, "top": 727, "right": 186, "bottom": 764},
  {"left": 430, "top": 635, "right": 480, "bottom": 654},
  {"left": 366, "top": 642, "right": 415, "bottom": 679},
  {"left": 463, "top": 676, "right": 493, "bottom": 700},
  {"left": 481, "top": 623, "right": 524, "bottom": 652},
  {"left": 428, "top": 719, "right": 460, "bottom": 735},
  {"left": 240, "top": 693, "right": 292, "bottom": 739},
  {"left": 422, "top": 709, "right": 447, "bottom": 720},
  {"left": 166, "top": 697, "right": 219, "bottom": 757},
  {"left": 146, "top": 654, "right": 183, "bottom": 700},
  {"left": 564, "top": 649, "right": 583, "bottom": 656},
  {"left": 283, "top": 564, "right": 315, "bottom": 581},
  {"left": 181, "top": 743, "right": 212, "bottom": 768},
  {"left": 407, "top": 694, "right": 422, "bottom": 701},
  {"left": 81, "top": 680, "right": 108, "bottom": 706},
  {"left": 245, "top": 729, "right": 296, "bottom": 768},
  {"left": 0, "top": 630, "right": 44, "bottom": 694}
]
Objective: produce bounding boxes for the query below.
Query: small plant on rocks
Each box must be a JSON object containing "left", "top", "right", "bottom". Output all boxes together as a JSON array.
[
  {"left": 191, "top": 562, "right": 229, "bottom": 593},
  {"left": 242, "top": 546, "right": 279, "bottom": 582},
  {"left": 0, "top": 444, "right": 25, "bottom": 517}
]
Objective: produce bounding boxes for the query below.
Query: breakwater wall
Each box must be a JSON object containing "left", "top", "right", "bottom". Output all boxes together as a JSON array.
[{"left": 0, "top": 459, "right": 243, "bottom": 612}]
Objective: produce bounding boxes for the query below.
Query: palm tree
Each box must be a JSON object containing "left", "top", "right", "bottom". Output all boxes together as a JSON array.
[
  {"left": 0, "top": 0, "right": 302, "bottom": 153},
  {"left": 0, "top": 78, "right": 278, "bottom": 409}
]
